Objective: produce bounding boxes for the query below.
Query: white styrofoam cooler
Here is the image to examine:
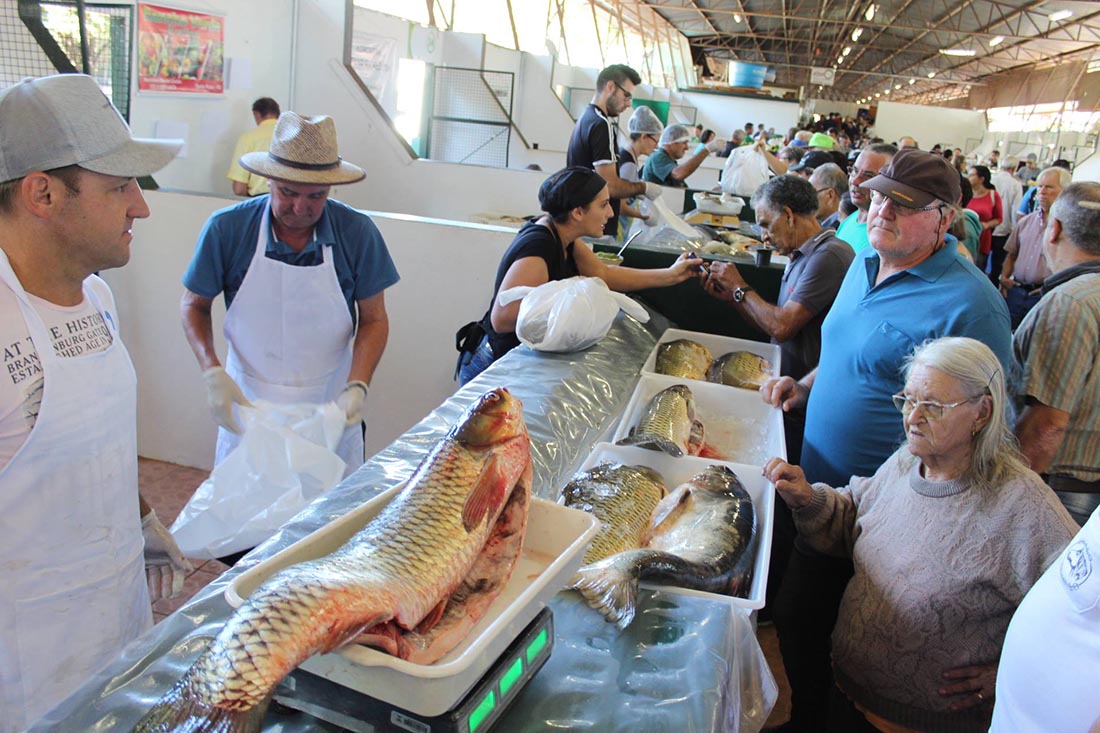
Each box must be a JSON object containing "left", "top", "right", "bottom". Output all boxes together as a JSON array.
[
  {"left": 225, "top": 486, "right": 599, "bottom": 717},
  {"left": 641, "top": 327, "right": 782, "bottom": 391},
  {"left": 576, "top": 442, "right": 774, "bottom": 610},
  {"left": 613, "top": 372, "right": 786, "bottom": 466}
]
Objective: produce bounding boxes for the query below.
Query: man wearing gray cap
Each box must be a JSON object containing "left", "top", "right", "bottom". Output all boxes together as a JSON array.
[
  {"left": 760, "top": 149, "right": 1012, "bottom": 731},
  {"left": 180, "top": 112, "right": 399, "bottom": 488},
  {"left": 0, "top": 73, "right": 188, "bottom": 731},
  {"left": 640, "top": 123, "right": 722, "bottom": 187}
]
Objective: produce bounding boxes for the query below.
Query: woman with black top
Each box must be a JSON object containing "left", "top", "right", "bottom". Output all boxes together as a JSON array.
[{"left": 457, "top": 166, "right": 701, "bottom": 383}]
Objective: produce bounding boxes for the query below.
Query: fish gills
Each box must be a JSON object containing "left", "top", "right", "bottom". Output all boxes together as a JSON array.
[
  {"left": 707, "top": 350, "right": 773, "bottom": 390},
  {"left": 562, "top": 462, "right": 668, "bottom": 567},
  {"left": 573, "top": 465, "right": 756, "bottom": 628},
  {"left": 655, "top": 339, "right": 713, "bottom": 380},
  {"left": 131, "top": 388, "right": 532, "bottom": 733},
  {"left": 617, "top": 384, "right": 698, "bottom": 457}
]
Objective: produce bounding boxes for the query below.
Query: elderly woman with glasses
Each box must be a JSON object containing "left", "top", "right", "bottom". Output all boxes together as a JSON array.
[{"left": 765, "top": 336, "right": 1077, "bottom": 733}]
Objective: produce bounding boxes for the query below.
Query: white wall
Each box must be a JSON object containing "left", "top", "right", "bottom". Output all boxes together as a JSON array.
[
  {"left": 128, "top": 0, "right": 295, "bottom": 195},
  {"left": 682, "top": 90, "right": 801, "bottom": 141},
  {"left": 872, "top": 101, "right": 986, "bottom": 152},
  {"left": 103, "top": 189, "right": 516, "bottom": 470}
]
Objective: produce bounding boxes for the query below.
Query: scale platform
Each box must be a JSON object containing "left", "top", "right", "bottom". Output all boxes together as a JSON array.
[{"left": 273, "top": 607, "right": 554, "bottom": 733}]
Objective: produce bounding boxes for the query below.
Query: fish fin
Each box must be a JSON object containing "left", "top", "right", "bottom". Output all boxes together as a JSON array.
[
  {"left": 462, "top": 454, "right": 508, "bottom": 533},
  {"left": 616, "top": 434, "right": 684, "bottom": 458},
  {"left": 131, "top": 679, "right": 271, "bottom": 733},
  {"left": 415, "top": 597, "right": 450, "bottom": 634},
  {"left": 571, "top": 555, "right": 641, "bottom": 629},
  {"left": 648, "top": 485, "right": 691, "bottom": 535},
  {"left": 687, "top": 419, "right": 705, "bottom": 456}
]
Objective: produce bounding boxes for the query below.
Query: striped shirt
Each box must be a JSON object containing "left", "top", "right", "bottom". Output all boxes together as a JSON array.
[{"left": 1013, "top": 265, "right": 1100, "bottom": 481}]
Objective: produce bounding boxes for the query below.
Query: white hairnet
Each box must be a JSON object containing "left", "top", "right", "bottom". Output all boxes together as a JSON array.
[
  {"left": 627, "top": 106, "right": 664, "bottom": 135},
  {"left": 660, "top": 123, "right": 691, "bottom": 145}
]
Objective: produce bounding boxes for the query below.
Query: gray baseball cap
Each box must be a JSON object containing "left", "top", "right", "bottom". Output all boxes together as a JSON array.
[{"left": 0, "top": 74, "right": 182, "bottom": 182}]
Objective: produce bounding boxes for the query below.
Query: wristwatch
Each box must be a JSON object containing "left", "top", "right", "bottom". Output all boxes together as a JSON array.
[{"left": 732, "top": 285, "right": 754, "bottom": 303}]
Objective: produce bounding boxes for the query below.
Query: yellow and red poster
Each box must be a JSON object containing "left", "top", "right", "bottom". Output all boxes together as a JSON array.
[{"left": 137, "top": 3, "right": 224, "bottom": 94}]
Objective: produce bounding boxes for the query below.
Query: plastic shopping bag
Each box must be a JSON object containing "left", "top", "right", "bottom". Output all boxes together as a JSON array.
[
  {"left": 721, "top": 145, "right": 771, "bottom": 197},
  {"left": 496, "top": 276, "right": 650, "bottom": 353},
  {"left": 170, "top": 401, "right": 347, "bottom": 559},
  {"left": 625, "top": 195, "right": 702, "bottom": 249}
]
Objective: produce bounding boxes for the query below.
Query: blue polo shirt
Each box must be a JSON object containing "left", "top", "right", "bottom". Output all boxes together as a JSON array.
[
  {"left": 182, "top": 195, "right": 399, "bottom": 321},
  {"left": 800, "top": 241, "right": 1012, "bottom": 486}
]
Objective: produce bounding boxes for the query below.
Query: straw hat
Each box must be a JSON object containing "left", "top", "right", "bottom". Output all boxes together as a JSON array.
[{"left": 240, "top": 112, "right": 365, "bottom": 185}]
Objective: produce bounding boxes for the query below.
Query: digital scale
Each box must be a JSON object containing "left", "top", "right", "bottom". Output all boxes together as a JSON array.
[{"left": 272, "top": 608, "right": 554, "bottom": 733}]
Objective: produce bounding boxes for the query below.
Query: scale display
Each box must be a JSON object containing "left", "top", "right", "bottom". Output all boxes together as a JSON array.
[{"left": 273, "top": 607, "right": 555, "bottom": 733}]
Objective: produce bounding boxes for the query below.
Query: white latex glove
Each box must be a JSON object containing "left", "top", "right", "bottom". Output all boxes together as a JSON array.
[
  {"left": 644, "top": 214, "right": 659, "bottom": 227},
  {"left": 202, "top": 366, "right": 252, "bottom": 434},
  {"left": 643, "top": 182, "right": 663, "bottom": 200},
  {"left": 336, "top": 380, "right": 369, "bottom": 426},
  {"left": 705, "top": 138, "right": 724, "bottom": 154},
  {"left": 143, "top": 510, "right": 193, "bottom": 602}
]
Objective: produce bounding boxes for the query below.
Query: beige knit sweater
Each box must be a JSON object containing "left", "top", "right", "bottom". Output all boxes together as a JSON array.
[{"left": 793, "top": 448, "right": 1078, "bottom": 733}]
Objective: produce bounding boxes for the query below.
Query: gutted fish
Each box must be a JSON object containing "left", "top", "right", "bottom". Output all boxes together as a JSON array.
[
  {"left": 707, "top": 350, "right": 773, "bottom": 390},
  {"left": 132, "top": 388, "right": 533, "bottom": 733},
  {"left": 573, "top": 464, "right": 757, "bottom": 628},
  {"left": 562, "top": 462, "right": 668, "bottom": 568},
  {"left": 655, "top": 338, "right": 713, "bottom": 380},
  {"left": 617, "top": 384, "right": 705, "bottom": 457}
]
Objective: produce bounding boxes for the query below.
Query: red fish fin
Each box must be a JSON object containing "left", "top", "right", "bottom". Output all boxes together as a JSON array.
[
  {"left": 462, "top": 454, "right": 507, "bottom": 532},
  {"left": 688, "top": 419, "right": 706, "bottom": 456},
  {"left": 415, "top": 597, "right": 450, "bottom": 634},
  {"left": 322, "top": 613, "right": 393, "bottom": 653},
  {"left": 131, "top": 679, "right": 271, "bottom": 733}
]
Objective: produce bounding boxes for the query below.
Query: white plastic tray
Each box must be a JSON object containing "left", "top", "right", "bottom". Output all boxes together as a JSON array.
[
  {"left": 225, "top": 485, "right": 599, "bottom": 716},
  {"left": 613, "top": 373, "right": 786, "bottom": 466},
  {"left": 642, "top": 327, "right": 782, "bottom": 391},
  {"left": 576, "top": 442, "right": 774, "bottom": 610}
]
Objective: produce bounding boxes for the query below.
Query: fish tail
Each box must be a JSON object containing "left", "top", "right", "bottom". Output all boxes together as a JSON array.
[
  {"left": 616, "top": 434, "right": 684, "bottom": 458},
  {"left": 131, "top": 679, "right": 272, "bottom": 733},
  {"left": 571, "top": 555, "right": 641, "bottom": 629}
]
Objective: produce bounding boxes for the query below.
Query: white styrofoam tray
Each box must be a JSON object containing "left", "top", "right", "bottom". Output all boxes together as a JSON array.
[
  {"left": 575, "top": 442, "right": 774, "bottom": 610},
  {"left": 613, "top": 372, "right": 786, "bottom": 467},
  {"left": 225, "top": 485, "right": 599, "bottom": 717},
  {"left": 642, "top": 327, "right": 782, "bottom": 391}
]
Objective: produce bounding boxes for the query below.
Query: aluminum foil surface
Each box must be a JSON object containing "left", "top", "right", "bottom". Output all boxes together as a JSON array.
[{"left": 28, "top": 303, "right": 774, "bottom": 733}]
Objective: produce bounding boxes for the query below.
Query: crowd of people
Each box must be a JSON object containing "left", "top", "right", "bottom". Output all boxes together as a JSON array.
[{"left": 1, "top": 64, "right": 1096, "bottom": 733}]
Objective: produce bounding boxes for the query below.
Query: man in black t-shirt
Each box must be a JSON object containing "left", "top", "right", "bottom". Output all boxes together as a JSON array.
[{"left": 566, "top": 64, "right": 662, "bottom": 237}]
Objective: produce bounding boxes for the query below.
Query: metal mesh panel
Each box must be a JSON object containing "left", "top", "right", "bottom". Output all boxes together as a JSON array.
[
  {"left": 427, "top": 67, "right": 513, "bottom": 167},
  {"left": 0, "top": 1, "right": 132, "bottom": 119}
]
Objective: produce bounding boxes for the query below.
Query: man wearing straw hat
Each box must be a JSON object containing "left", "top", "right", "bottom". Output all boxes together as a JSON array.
[{"left": 181, "top": 112, "right": 399, "bottom": 476}]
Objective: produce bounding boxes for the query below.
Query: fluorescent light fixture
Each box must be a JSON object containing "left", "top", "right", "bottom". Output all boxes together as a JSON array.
[
  {"left": 989, "top": 35, "right": 1004, "bottom": 46},
  {"left": 895, "top": 83, "right": 902, "bottom": 89},
  {"left": 852, "top": 28, "right": 864, "bottom": 41},
  {"left": 940, "top": 48, "right": 977, "bottom": 57},
  {"left": 909, "top": 78, "right": 915, "bottom": 85},
  {"left": 1049, "top": 9, "right": 1073, "bottom": 22},
  {"left": 865, "top": 4, "right": 876, "bottom": 21},
  {"left": 733, "top": 13, "right": 743, "bottom": 22},
  {"left": 927, "top": 71, "right": 936, "bottom": 78},
  {"left": 884, "top": 88, "right": 890, "bottom": 94},
  {"left": 875, "top": 92, "right": 881, "bottom": 98}
]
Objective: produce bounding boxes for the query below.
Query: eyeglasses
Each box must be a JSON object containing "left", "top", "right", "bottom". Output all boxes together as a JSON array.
[
  {"left": 849, "top": 167, "right": 880, "bottom": 182},
  {"left": 892, "top": 393, "right": 980, "bottom": 420},
  {"left": 646, "top": 134, "right": 660, "bottom": 144},
  {"left": 613, "top": 81, "right": 633, "bottom": 101},
  {"left": 815, "top": 187, "right": 833, "bottom": 195},
  {"left": 869, "top": 190, "right": 945, "bottom": 216}
]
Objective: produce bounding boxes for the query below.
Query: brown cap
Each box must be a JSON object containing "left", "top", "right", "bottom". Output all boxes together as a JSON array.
[{"left": 861, "top": 148, "right": 961, "bottom": 208}]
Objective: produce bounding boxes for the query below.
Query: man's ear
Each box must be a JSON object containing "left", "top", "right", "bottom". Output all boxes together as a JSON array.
[
  {"left": 1045, "top": 218, "right": 1063, "bottom": 247},
  {"left": 20, "top": 172, "right": 63, "bottom": 218}
]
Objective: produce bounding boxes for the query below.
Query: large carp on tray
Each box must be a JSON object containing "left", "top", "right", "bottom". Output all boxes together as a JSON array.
[
  {"left": 131, "top": 388, "right": 533, "bottom": 733},
  {"left": 573, "top": 465, "right": 756, "bottom": 628},
  {"left": 617, "top": 384, "right": 705, "bottom": 457}
]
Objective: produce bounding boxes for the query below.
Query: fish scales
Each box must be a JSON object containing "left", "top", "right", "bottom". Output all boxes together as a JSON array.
[
  {"left": 132, "top": 388, "right": 532, "bottom": 733},
  {"left": 573, "top": 465, "right": 757, "bottom": 628},
  {"left": 562, "top": 462, "right": 668, "bottom": 566},
  {"left": 655, "top": 339, "right": 713, "bottom": 380},
  {"left": 617, "top": 384, "right": 704, "bottom": 457}
]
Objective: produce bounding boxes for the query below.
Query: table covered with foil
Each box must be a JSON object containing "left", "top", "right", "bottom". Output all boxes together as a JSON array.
[{"left": 30, "top": 303, "right": 776, "bottom": 733}]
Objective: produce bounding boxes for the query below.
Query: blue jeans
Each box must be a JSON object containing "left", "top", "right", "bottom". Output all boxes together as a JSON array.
[
  {"left": 457, "top": 338, "right": 496, "bottom": 385},
  {"left": 1006, "top": 285, "right": 1042, "bottom": 330}
]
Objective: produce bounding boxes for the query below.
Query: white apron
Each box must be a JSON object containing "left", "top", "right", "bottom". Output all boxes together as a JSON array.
[
  {"left": 0, "top": 256, "right": 150, "bottom": 733},
  {"left": 217, "top": 202, "right": 362, "bottom": 473}
]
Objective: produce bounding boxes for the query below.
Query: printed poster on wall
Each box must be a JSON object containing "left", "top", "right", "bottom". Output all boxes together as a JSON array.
[
  {"left": 137, "top": 3, "right": 225, "bottom": 94},
  {"left": 350, "top": 33, "right": 398, "bottom": 104}
]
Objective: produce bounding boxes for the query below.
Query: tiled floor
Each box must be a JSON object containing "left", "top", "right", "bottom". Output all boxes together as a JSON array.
[{"left": 137, "top": 455, "right": 792, "bottom": 726}]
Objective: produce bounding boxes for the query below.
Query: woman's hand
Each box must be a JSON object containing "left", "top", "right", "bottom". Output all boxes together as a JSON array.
[
  {"left": 667, "top": 251, "right": 708, "bottom": 284},
  {"left": 763, "top": 458, "right": 815, "bottom": 509},
  {"left": 939, "top": 663, "right": 998, "bottom": 712}
]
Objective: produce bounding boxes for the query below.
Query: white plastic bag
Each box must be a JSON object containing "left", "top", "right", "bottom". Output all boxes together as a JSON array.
[
  {"left": 170, "top": 401, "right": 347, "bottom": 559},
  {"left": 497, "top": 276, "right": 650, "bottom": 353},
  {"left": 721, "top": 145, "right": 771, "bottom": 197},
  {"left": 625, "top": 196, "right": 702, "bottom": 249}
]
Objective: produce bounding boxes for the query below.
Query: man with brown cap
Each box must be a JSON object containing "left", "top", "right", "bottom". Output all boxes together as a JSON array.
[
  {"left": 759, "top": 149, "right": 1012, "bottom": 731},
  {"left": 181, "top": 112, "right": 399, "bottom": 481},
  {"left": 0, "top": 73, "right": 188, "bottom": 731}
]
